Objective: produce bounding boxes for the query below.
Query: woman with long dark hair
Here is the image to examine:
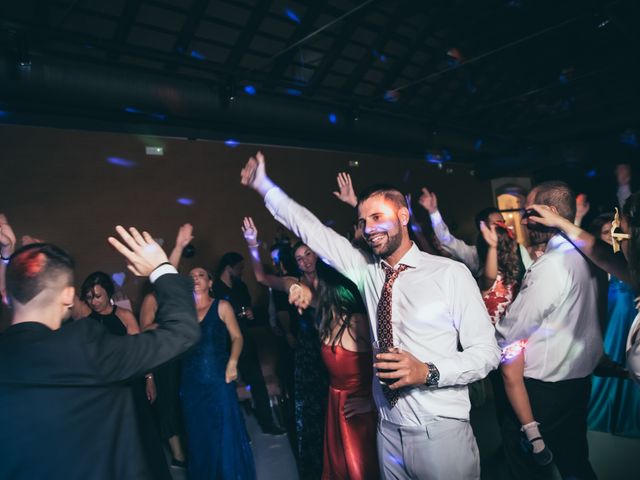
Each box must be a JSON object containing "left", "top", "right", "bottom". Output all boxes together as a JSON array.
[{"left": 242, "top": 217, "right": 379, "bottom": 480}]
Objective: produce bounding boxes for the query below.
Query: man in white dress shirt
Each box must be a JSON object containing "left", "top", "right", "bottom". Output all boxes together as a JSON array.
[
  {"left": 241, "top": 152, "right": 501, "bottom": 479},
  {"left": 496, "top": 181, "right": 602, "bottom": 480}
]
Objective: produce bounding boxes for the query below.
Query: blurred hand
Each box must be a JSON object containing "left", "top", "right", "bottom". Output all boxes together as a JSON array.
[
  {"left": 240, "top": 151, "right": 275, "bottom": 196},
  {"left": 575, "top": 194, "right": 590, "bottom": 224},
  {"left": 374, "top": 349, "right": 429, "bottom": 389},
  {"left": 289, "top": 282, "right": 313, "bottom": 314},
  {"left": 480, "top": 221, "right": 498, "bottom": 248},
  {"left": 145, "top": 377, "right": 157, "bottom": 404},
  {"left": 225, "top": 362, "right": 238, "bottom": 383},
  {"left": 344, "top": 394, "right": 375, "bottom": 419},
  {"left": 108, "top": 226, "right": 170, "bottom": 277},
  {"left": 525, "top": 204, "right": 565, "bottom": 229},
  {"left": 332, "top": 172, "right": 357, "bottom": 207},
  {"left": 175, "top": 223, "right": 194, "bottom": 249},
  {"left": 418, "top": 187, "right": 438, "bottom": 214},
  {"left": 21, "top": 235, "right": 44, "bottom": 246},
  {"left": 0, "top": 214, "right": 16, "bottom": 254},
  {"left": 242, "top": 217, "right": 259, "bottom": 245}
]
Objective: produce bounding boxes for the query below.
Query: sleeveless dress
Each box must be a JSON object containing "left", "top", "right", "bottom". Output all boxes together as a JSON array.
[
  {"left": 588, "top": 276, "right": 640, "bottom": 436},
  {"left": 320, "top": 344, "right": 379, "bottom": 480},
  {"left": 88, "top": 307, "right": 172, "bottom": 480},
  {"left": 180, "top": 300, "right": 256, "bottom": 480}
]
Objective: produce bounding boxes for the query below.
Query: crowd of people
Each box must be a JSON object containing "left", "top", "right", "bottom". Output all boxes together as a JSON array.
[{"left": 1, "top": 153, "right": 639, "bottom": 480}]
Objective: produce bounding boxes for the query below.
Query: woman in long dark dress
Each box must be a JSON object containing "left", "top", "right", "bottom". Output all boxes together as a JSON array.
[{"left": 180, "top": 267, "right": 255, "bottom": 480}]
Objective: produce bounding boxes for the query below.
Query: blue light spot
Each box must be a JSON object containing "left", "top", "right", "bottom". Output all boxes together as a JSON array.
[
  {"left": 190, "top": 50, "right": 206, "bottom": 60},
  {"left": 442, "top": 149, "right": 452, "bottom": 162},
  {"left": 411, "top": 223, "right": 421, "bottom": 233},
  {"left": 620, "top": 130, "right": 638, "bottom": 147},
  {"left": 177, "top": 197, "right": 195, "bottom": 206},
  {"left": 224, "top": 139, "right": 240, "bottom": 147},
  {"left": 426, "top": 153, "right": 442, "bottom": 164},
  {"left": 0, "top": 110, "right": 8, "bottom": 118},
  {"left": 107, "top": 157, "right": 137, "bottom": 168},
  {"left": 245, "top": 385, "right": 251, "bottom": 391},
  {"left": 387, "top": 453, "right": 404, "bottom": 467},
  {"left": 474, "top": 138, "right": 484, "bottom": 151},
  {"left": 124, "top": 107, "right": 141, "bottom": 114},
  {"left": 384, "top": 90, "right": 399, "bottom": 102},
  {"left": 285, "top": 88, "right": 303, "bottom": 96},
  {"left": 324, "top": 219, "right": 336, "bottom": 227},
  {"left": 586, "top": 169, "right": 597, "bottom": 178},
  {"left": 284, "top": 8, "right": 301, "bottom": 23},
  {"left": 320, "top": 257, "right": 333, "bottom": 266},
  {"left": 379, "top": 54, "right": 387, "bottom": 63},
  {"left": 243, "top": 85, "right": 257, "bottom": 95},
  {"left": 150, "top": 112, "right": 166, "bottom": 121},
  {"left": 328, "top": 113, "right": 337, "bottom": 124}
]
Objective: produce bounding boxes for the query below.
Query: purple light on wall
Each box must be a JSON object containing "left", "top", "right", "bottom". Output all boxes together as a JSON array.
[
  {"left": 586, "top": 169, "right": 597, "bottom": 178},
  {"left": 328, "top": 113, "right": 337, "bottom": 124},
  {"left": 0, "top": 110, "right": 8, "bottom": 118},
  {"left": 107, "top": 157, "right": 137, "bottom": 168},
  {"left": 285, "top": 88, "right": 303, "bottom": 96},
  {"left": 150, "top": 112, "right": 166, "bottom": 120},
  {"left": 224, "top": 139, "right": 240, "bottom": 147},
  {"left": 177, "top": 197, "right": 195, "bottom": 206},
  {"left": 244, "top": 85, "right": 257, "bottom": 95}
]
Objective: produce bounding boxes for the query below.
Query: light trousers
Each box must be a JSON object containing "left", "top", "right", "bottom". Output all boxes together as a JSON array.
[{"left": 377, "top": 417, "right": 480, "bottom": 480}]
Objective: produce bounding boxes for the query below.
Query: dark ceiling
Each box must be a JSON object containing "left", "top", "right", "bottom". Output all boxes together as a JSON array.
[{"left": 1, "top": 0, "right": 639, "bottom": 175}]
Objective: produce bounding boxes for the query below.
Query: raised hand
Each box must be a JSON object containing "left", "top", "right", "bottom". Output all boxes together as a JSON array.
[
  {"left": 108, "top": 226, "right": 169, "bottom": 277},
  {"left": 288, "top": 282, "right": 313, "bottom": 314},
  {"left": 525, "top": 204, "right": 565, "bottom": 229},
  {"left": 0, "top": 214, "right": 17, "bottom": 255},
  {"left": 240, "top": 151, "right": 274, "bottom": 196},
  {"left": 418, "top": 187, "right": 438, "bottom": 214},
  {"left": 575, "top": 193, "right": 590, "bottom": 225},
  {"left": 241, "top": 217, "right": 259, "bottom": 246},
  {"left": 480, "top": 221, "right": 498, "bottom": 248},
  {"left": 175, "top": 223, "right": 194, "bottom": 249},
  {"left": 332, "top": 172, "right": 357, "bottom": 207}
]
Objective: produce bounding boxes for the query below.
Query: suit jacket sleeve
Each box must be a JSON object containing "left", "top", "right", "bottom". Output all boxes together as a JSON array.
[{"left": 84, "top": 273, "right": 200, "bottom": 383}]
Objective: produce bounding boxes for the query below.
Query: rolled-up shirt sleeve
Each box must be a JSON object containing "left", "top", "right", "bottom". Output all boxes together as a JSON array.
[
  {"left": 435, "top": 263, "right": 501, "bottom": 387},
  {"left": 264, "top": 186, "right": 368, "bottom": 286}
]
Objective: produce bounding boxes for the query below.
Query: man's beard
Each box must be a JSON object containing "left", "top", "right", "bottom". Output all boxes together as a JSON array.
[
  {"left": 371, "top": 228, "right": 404, "bottom": 259},
  {"left": 527, "top": 223, "right": 556, "bottom": 245}
]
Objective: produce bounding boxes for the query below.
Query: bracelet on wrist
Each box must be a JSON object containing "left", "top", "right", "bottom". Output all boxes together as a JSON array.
[
  {"left": 246, "top": 243, "right": 259, "bottom": 248},
  {"left": 152, "top": 261, "right": 172, "bottom": 272},
  {"left": 0, "top": 253, "right": 11, "bottom": 261}
]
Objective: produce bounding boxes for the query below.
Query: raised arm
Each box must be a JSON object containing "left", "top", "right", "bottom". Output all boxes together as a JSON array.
[
  {"left": 218, "top": 299, "right": 244, "bottom": 383},
  {"left": 241, "top": 152, "right": 368, "bottom": 285},
  {"left": 527, "top": 204, "right": 631, "bottom": 283},
  {"left": 479, "top": 221, "right": 499, "bottom": 292},
  {"left": 418, "top": 188, "right": 480, "bottom": 274},
  {"left": 241, "top": 216, "right": 297, "bottom": 292},
  {"left": 332, "top": 171, "right": 358, "bottom": 208},
  {"left": 84, "top": 226, "right": 200, "bottom": 383},
  {"left": 168, "top": 223, "right": 194, "bottom": 269}
]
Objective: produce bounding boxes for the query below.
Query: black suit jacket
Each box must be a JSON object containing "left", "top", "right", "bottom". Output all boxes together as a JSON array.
[{"left": 0, "top": 273, "right": 200, "bottom": 480}]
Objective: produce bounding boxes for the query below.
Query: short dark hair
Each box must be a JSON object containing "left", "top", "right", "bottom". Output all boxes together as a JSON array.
[
  {"left": 5, "top": 243, "right": 75, "bottom": 305},
  {"left": 356, "top": 184, "right": 408, "bottom": 210},
  {"left": 216, "top": 251, "right": 244, "bottom": 277},
  {"left": 533, "top": 180, "right": 576, "bottom": 222},
  {"left": 80, "top": 271, "right": 115, "bottom": 300}
]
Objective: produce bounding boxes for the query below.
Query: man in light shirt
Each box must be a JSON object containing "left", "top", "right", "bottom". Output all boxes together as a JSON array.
[
  {"left": 496, "top": 181, "right": 602, "bottom": 480},
  {"left": 241, "top": 152, "right": 501, "bottom": 479}
]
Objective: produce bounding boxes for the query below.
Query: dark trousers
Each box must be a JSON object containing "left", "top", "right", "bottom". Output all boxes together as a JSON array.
[
  {"left": 494, "top": 374, "right": 597, "bottom": 480},
  {"left": 237, "top": 325, "right": 273, "bottom": 429}
]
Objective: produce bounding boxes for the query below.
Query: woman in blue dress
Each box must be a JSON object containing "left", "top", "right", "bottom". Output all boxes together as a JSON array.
[
  {"left": 181, "top": 267, "right": 256, "bottom": 479},
  {"left": 588, "top": 214, "right": 640, "bottom": 437}
]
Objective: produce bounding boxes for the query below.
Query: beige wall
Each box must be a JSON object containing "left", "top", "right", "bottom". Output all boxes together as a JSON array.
[{"left": 1, "top": 124, "right": 494, "bottom": 318}]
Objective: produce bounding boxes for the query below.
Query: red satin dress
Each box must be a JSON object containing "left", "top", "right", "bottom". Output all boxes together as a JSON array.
[{"left": 320, "top": 344, "right": 380, "bottom": 480}]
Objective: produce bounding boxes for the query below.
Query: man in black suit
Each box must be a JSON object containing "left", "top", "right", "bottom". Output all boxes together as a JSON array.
[{"left": 0, "top": 225, "right": 200, "bottom": 479}]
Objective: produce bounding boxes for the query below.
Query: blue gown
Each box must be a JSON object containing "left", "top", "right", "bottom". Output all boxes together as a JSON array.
[
  {"left": 181, "top": 300, "right": 256, "bottom": 479},
  {"left": 588, "top": 276, "right": 640, "bottom": 437}
]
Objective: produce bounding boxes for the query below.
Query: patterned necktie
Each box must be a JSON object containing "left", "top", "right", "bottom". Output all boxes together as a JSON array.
[{"left": 377, "top": 263, "right": 409, "bottom": 407}]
